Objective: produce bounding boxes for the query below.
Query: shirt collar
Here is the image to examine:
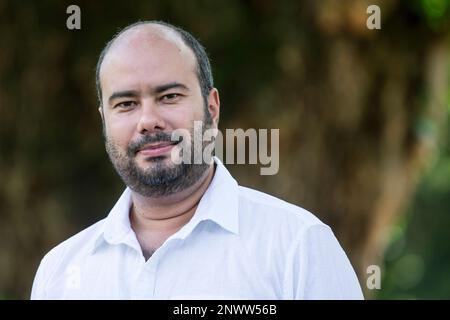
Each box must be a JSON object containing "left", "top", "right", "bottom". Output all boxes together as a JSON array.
[{"left": 91, "top": 156, "right": 239, "bottom": 254}]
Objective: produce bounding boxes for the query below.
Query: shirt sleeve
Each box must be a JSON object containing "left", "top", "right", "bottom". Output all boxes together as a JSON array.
[
  {"left": 30, "top": 260, "right": 47, "bottom": 300},
  {"left": 284, "top": 224, "right": 364, "bottom": 300}
]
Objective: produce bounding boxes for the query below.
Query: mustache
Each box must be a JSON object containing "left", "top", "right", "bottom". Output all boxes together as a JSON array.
[{"left": 127, "top": 132, "right": 184, "bottom": 156}]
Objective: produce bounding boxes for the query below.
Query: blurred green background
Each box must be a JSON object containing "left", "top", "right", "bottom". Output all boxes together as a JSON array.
[{"left": 0, "top": 0, "right": 449, "bottom": 299}]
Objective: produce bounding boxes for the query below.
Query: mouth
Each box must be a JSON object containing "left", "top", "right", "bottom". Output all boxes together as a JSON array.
[{"left": 136, "top": 141, "right": 179, "bottom": 158}]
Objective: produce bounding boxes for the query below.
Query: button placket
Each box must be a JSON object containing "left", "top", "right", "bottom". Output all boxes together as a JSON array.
[{"left": 129, "top": 239, "right": 175, "bottom": 299}]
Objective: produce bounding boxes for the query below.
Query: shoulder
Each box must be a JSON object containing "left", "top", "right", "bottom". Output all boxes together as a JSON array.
[
  {"left": 37, "top": 218, "right": 106, "bottom": 279},
  {"left": 31, "top": 218, "right": 107, "bottom": 299},
  {"left": 237, "top": 185, "right": 328, "bottom": 233}
]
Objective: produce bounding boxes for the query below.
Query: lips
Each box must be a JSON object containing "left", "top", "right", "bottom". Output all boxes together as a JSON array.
[
  {"left": 139, "top": 141, "right": 176, "bottom": 150},
  {"left": 137, "top": 141, "right": 179, "bottom": 157}
]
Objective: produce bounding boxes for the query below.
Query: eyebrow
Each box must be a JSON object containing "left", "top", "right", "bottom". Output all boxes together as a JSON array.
[
  {"left": 108, "top": 82, "right": 190, "bottom": 105},
  {"left": 153, "top": 82, "right": 189, "bottom": 94},
  {"left": 108, "top": 90, "right": 139, "bottom": 104}
]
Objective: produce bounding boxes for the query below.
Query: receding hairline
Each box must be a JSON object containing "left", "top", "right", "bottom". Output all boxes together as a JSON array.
[{"left": 99, "top": 22, "right": 194, "bottom": 74}]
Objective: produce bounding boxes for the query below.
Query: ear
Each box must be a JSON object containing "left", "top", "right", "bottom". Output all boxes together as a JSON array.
[
  {"left": 98, "top": 105, "right": 107, "bottom": 132},
  {"left": 207, "top": 88, "right": 220, "bottom": 128},
  {"left": 98, "top": 105, "right": 104, "bottom": 121}
]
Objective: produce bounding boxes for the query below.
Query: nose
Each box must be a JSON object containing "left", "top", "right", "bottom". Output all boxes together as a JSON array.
[{"left": 137, "top": 98, "right": 166, "bottom": 134}]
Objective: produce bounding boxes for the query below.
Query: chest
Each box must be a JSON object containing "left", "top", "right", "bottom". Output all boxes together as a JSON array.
[{"left": 49, "top": 234, "right": 283, "bottom": 299}]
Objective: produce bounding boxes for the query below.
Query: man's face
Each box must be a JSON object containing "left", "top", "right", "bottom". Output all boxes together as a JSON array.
[{"left": 99, "top": 28, "right": 219, "bottom": 197}]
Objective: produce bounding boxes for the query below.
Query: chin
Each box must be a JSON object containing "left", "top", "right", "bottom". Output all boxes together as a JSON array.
[{"left": 137, "top": 155, "right": 177, "bottom": 170}]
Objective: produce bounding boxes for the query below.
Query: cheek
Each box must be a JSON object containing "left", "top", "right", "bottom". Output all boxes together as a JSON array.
[
  {"left": 171, "top": 102, "right": 205, "bottom": 128},
  {"left": 104, "top": 114, "right": 136, "bottom": 147}
]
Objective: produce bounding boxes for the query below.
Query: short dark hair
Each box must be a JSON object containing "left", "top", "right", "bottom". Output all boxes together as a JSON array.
[{"left": 95, "top": 20, "right": 214, "bottom": 107}]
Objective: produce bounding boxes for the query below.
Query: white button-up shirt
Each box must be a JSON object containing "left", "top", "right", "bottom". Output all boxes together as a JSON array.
[{"left": 31, "top": 157, "right": 363, "bottom": 299}]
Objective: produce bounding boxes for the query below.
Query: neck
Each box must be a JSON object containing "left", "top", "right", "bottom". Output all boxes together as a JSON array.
[{"left": 129, "top": 163, "right": 215, "bottom": 239}]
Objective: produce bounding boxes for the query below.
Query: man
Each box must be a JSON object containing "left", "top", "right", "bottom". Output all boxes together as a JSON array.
[{"left": 31, "top": 21, "right": 363, "bottom": 299}]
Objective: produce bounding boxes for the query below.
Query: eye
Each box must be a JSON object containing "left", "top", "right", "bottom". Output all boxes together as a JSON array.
[
  {"left": 160, "top": 93, "right": 182, "bottom": 103},
  {"left": 115, "top": 101, "right": 137, "bottom": 109}
]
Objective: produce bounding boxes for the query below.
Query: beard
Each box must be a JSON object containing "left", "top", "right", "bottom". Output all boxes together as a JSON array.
[{"left": 104, "top": 110, "right": 214, "bottom": 197}]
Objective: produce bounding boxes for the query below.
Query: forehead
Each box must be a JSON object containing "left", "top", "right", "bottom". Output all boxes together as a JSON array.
[{"left": 99, "top": 26, "right": 198, "bottom": 94}]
